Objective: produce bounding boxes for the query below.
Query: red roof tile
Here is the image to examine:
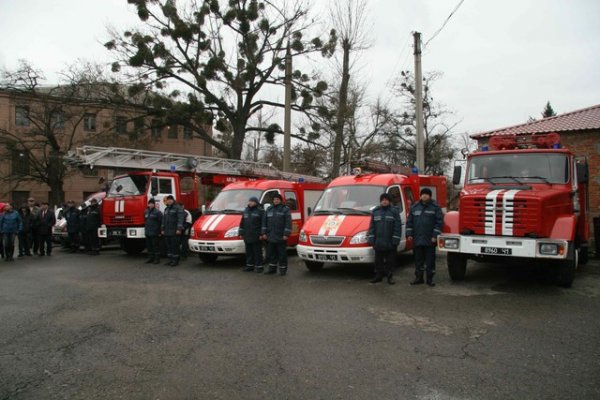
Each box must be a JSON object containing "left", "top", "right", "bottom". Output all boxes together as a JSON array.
[{"left": 471, "top": 103, "right": 600, "bottom": 138}]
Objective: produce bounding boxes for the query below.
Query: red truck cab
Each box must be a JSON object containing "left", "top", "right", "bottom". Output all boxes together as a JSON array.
[
  {"left": 188, "top": 180, "right": 326, "bottom": 263},
  {"left": 297, "top": 172, "right": 447, "bottom": 271}
]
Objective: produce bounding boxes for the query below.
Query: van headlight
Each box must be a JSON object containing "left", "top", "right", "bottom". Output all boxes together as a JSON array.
[
  {"left": 190, "top": 227, "right": 195, "bottom": 237},
  {"left": 539, "top": 243, "right": 559, "bottom": 255},
  {"left": 441, "top": 237, "right": 459, "bottom": 249},
  {"left": 299, "top": 229, "right": 307, "bottom": 242},
  {"left": 350, "top": 231, "right": 368, "bottom": 245},
  {"left": 224, "top": 227, "right": 240, "bottom": 238}
]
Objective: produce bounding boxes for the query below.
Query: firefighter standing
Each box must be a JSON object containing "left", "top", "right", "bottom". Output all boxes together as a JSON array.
[
  {"left": 406, "top": 188, "right": 444, "bottom": 286},
  {"left": 261, "top": 194, "right": 292, "bottom": 276},
  {"left": 240, "top": 196, "right": 265, "bottom": 273},
  {"left": 144, "top": 199, "right": 163, "bottom": 264},
  {"left": 64, "top": 200, "right": 80, "bottom": 253},
  {"left": 161, "top": 195, "right": 185, "bottom": 267},
  {"left": 85, "top": 199, "right": 102, "bottom": 255},
  {"left": 36, "top": 202, "right": 55, "bottom": 256},
  {"left": 367, "top": 193, "right": 403, "bottom": 284},
  {"left": 0, "top": 204, "right": 23, "bottom": 262}
]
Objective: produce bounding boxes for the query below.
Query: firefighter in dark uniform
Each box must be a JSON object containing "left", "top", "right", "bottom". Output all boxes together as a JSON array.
[
  {"left": 85, "top": 199, "right": 102, "bottom": 255},
  {"left": 261, "top": 193, "right": 292, "bottom": 276},
  {"left": 239, "top": 196, "right": 265, "bottom": 273},
  {"left": 144, "top": 199, "right": 163, "bottom": 264},
  {"left": 406, "top": 188, "right": 444, "bottom": 286},
  {"left": 367, "top": 193, "right": 403, "bottom": 284},
  {"left": 64, "top": 200, "right": 80, "bottom": 253},
  {"left": 161, "top": 195, "right": 185, "bottom": 267}
]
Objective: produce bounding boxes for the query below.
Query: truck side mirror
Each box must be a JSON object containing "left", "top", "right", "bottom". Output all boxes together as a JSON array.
[
  {"left": 576, "top": 163, "right": 589, "bottom": 184},
  {"left": 307, "top": 207, "right": 312, "bottom": 216},
  {"left": 452, "top": 165, "right": 462, "bottom": 185},
  {"left": 151, "top": 188, "right": 158, "bottom": 196}
]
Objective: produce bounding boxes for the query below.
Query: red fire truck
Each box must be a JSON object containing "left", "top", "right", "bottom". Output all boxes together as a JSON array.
[
  {"left": 297, "top": 160, "right": 447, "bottom": 271},
  {"left": 437, "top": 133, "right": 590, "bottom": 287},
  {"left": 67, "top": 146, "right": 322, "bottom": 254},
  {"left": 188, "top": 180, "right": 326, "bottom": 263}
]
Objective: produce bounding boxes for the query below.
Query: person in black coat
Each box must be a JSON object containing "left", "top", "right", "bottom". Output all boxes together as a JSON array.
[
  {"left": 17, "top": 206, "right": 33, "bottom": 257},
  {"left": 406, "top": 188, "right": 444, "bottom": 286},
  {"left": 144, "top": 199, "right": 163, "bottom": 264},
  {"left": 240, "top": 196, "right": 265, "bottom": 272},
  {"left": 367, "top": 193, "right": 403, "bottom": 284},
  {"left": 36, "top": 202, "right": 56, "bottom": 256},
  {"left": 261, "top": 194, "right": 292, "bottom": 276},
  {"left": 63, "top": 200, "right": 80, "bottom": 253},
  {"left": 79, "top": 204, "right": 89, "bottom": 252},
  {"left": 161, "top": 195, "right": 185, "bottom": 267},
  {"left": 85, "top": 199, "right": 102, "bottom": 255}
]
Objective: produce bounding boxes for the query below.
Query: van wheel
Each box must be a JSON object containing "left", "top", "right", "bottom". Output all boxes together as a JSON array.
[
  {"left": 579, "top": 247, "right": 588, "bottom": 265},
  {"left": 557, "top": 249, "right": 578, "bottom": 288},
  {"left": 122, "top": 238, "right": 146, "bottom": 255},
  {"left": 199, "top": 253, "right": 218, "bottom": 264},
  {"left": 447, "top": 253, "right": 467, "bottom": 281},
  {"left": 305, "top": 261, "right": 324, "bottom": 272}
]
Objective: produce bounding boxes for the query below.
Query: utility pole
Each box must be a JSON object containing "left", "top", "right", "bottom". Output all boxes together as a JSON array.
[
  {"left": 283, "top": 43, "right": 292, "bottom": 172},
  {"left": 413, "top": 31, "right": 425, "bottom": 173}
]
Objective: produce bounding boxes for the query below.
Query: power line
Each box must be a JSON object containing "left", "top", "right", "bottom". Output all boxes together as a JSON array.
[{"left": 423, "top": 0, "right": 466, "bottom": 48}]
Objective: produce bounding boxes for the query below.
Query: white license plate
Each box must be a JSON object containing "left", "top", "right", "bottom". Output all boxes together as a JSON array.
[
  {"left": 316, "top": 254, "right": 338, "bottom": 261},
  {"left": 480, "top": 246, "right": 512, "bottom": 255},
  {"left": 199, "top": 246, "right": 215, "bottom": 252}
]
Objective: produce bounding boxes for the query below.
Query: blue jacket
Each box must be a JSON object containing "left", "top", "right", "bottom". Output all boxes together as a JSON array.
[
  {"left": 240, "top": 205, "right": 264, "bottom": 243},
  {"left": 262, "top": 204, "right": 292, "bottom": 243},
  {"left": 144, "top": 207, "right": 163, "bottom": 237},
  {"left": 367, "top": 205, "right": 402, "bottom": 251},
  {"left": 406, "top": 200, "right": 443, "bottom": 247},
  {"left": 162, "top": 203, "right": 185, "bottom": 236},
  {"left": 0, "top": 211, "right": 23, "bottom": 234},
  {"left": 64, "top": 206, "right": 80, "bottom": 234}
]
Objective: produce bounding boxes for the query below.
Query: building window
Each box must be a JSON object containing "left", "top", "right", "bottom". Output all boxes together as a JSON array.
[
  {"left": 183, "top": 125, "right": 193, "bottom": 140},
  {"left": 51, "top": 111, "right": 65, "bottom": 130},
  {"left": 83, "top": 114, "right": 96, "bottom": 132},
  {"left": 168, "top": 124, "right": 178, "bottom": 139},
  {"left": 115, "top": 116, "right": 127, "bottom": 134},
  {"left": 134, "top": 117, "right": 145, "bottom": 136},
  {"left": 11, "top": 191, "right": 30, "bottom": 207},
  {"left": 151, "top": 119, "right": 162, "bottom": 138},
  {"left": 12, "top": 150, "right": 29, "bottom": 175},
  {"left": 15, "top": 105, "right": 30, "bottom": 126}
]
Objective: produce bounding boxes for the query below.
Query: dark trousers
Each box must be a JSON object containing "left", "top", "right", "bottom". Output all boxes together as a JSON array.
[
  {"left": 266, "top": 241, "right": 287, "bottom": 271},
  {"left": 87, "top": 231, "right": 99, "bottom": 252},
  {"left": 68, "top": 232, "right": 79, "bottom": 251},
  {"left": 18, "top": 232, "right": 31, "bottom": 255},
  {"left": 3, "top": 233, "right": 17, "bottom": 258},
  {"left": 165, "top": 235, "right": 180, "bottom": 261},
  {"left": 180, "top": 234, "right": 190, "bottom": 259},
  {"left": 245, "top": 241, "right": 263, "bottom": 268},
  {"left": 31, "top": 232, "right": 40, "bottom": 254},
  {"left": 38, "top": 234, "right": 52, "bottom": 255},
  {"left": 81, "top": 231, "right": 90, "bottom": 251},
  {"left": 414, "top": 245, "right": 436, "bottom": 276},
  {"left": 374, "top": 249, "right": 396, "bottom": 277},
  {"left": 146, "top": 235, "right": 160, "bottom": 259}
]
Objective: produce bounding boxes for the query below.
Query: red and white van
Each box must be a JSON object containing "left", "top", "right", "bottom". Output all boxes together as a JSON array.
[
  {"left": 297, "top": 172, "right": 447, "bottom": 271},
  {"left": 188, "top": 180, "right": 327, "bottom": 263}
]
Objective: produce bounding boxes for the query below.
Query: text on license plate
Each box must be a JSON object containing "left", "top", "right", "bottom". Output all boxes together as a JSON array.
[
  {"left": 199, "top": 246, "right": 215, "bottom": 252},
  {"left": 316, "top": 254, "right": 338, "bottom": 261},
  {"left": 480, "top": 246, "right": 512, "bottom": 255}
]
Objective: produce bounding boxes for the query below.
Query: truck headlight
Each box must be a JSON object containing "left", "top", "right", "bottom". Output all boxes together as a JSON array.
[
  {"left": 350, "top": 231, "right": 368, "bottom": 245},
  {"left": 441, "top": 237, "right": 459, "bottom": 249},
  {"left": 299, "top": 229, "right": 307, "bottom": 242},
  {"left": 190, "top": 227, "right": 195, "bottom": 237},
  {"left": 539, "top": 243, "right": 559, "bottom": 255},
  {"left": 224, "top": 227, "right": 240, "bottom": 238}
]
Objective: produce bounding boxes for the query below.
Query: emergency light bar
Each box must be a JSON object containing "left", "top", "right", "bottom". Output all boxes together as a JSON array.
[
  {"left": 488, "top": 132, "right": 561, "bottom": 151},
  {"left": 349, "top": 159, "right": 412, "bottom": 175}
]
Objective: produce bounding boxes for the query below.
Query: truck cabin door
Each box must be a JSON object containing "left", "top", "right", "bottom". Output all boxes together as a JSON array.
[
  {"left": 150, "top": 176, "right": 177, "bottom": 212},
  {"left": 387, "top": 185, "right": 407, "bottom": 251},
  {"left": 284, "top": 191, "right": 301, "bottom": 238}
]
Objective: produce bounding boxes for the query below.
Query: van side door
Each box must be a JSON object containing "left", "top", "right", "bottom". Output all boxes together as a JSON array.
[{"left": 387, "top": 185, "right": 407, "bottom": 251}]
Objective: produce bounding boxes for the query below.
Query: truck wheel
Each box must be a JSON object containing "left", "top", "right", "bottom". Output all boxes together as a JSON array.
[
  {"left": 579, "top": 247, "right": 588, "bottom": 265},
  {"left": 304, "top": 261, "right": 324, "bottom": 272},
  {"left": 122, "top": 238, "right": 146, "bottom": 255},
  {"left": 557, "top": 250, "right": 578, "bottom": 288},
  {"left": 199, "top": 253, "right": 218, "bottom": 264},
  {"left": 447, "top": 253, "right": 467, "bottom": 281}
]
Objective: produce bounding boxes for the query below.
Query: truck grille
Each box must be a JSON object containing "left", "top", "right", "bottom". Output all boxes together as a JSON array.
[
  {"left": 108, "top": 216, "right": 135, "bottom": 225},
  {"left": 310, "top": 235, "right": 345, "bottom": 246}
]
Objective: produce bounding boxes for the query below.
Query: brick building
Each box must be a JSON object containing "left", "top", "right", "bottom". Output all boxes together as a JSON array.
[
  {"left": 471, "top": 104, "right": 600, "bottom": 250},
  {"left": 0, "top": 87, "right": 212, "bottom": 206}
]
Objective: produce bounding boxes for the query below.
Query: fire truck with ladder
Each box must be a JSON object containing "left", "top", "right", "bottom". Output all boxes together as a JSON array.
[
  {"left": 438, "top": 133, "right": 590, "bottom": 287},
  {"left": 66, "top": 146, "right": 324, "bottom": 255},
  {"left": 297, "top": 159, "right": 447, "bottom": 271}
]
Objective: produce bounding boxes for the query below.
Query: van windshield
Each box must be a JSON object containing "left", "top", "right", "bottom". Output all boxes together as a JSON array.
[
  {"left": 108, "top": 175, "right": 149, "bottom": 197},
  {"left": 208, "top": 189, "right": 263, "bottom": 213},
  {"left": 468, "top": 153, "right": 569, "bottom": 184},
  {"left": 314, "top": 185, "right": 385, "bottom": 215}
]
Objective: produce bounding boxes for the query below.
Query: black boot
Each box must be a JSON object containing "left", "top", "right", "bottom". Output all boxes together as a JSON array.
[
  {"left": 426, "top": 273, "right": 436, "bottom": 287},
  {"left": 370, "top": 273, "right": 383, "bottom": 284},
  {"left": 387, "top": 273, "right": 396, "bottom": 285},
  {"left": 410, "top": 273, "right": 425, "bottom": 285},
  {"left": 242, "top": 265, "right": 254, "bottom": 272},
  {"left": 153, "top": 255, "right": 160, "bottom": 264},
  {"left": 279, "top": 267, "right": 288, "bottom": 276},
  {"left": 145, "top": 257, "right": 154, "bottom": 264}
]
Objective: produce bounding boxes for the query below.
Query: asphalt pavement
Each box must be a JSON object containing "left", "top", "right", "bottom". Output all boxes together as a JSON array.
[{"left": 1, "top": 247, "right": 599, "bottom": 400}]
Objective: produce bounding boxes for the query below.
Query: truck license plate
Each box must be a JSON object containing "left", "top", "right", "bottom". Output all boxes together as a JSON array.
[
  {"left": 316, "top": 254, "right": 338, "bottom": 261},
  {"left": 110, "top": 231, "right": 123, "bottom": 237},
  {"left": 480, "top": 246, "right": 512, "bottom": 255},
  {"left": 199, "top": 246, "right": 215, "bottom": 252}
]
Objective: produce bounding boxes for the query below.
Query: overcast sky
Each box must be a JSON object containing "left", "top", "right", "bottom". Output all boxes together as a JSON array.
[{"left": 1, "top": 0, "right": 599, "bottom": 136}]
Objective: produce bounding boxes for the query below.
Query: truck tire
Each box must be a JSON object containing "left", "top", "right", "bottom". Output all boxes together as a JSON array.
[
  {"left": 304, "top": 261, "right": 324, "bottom": 272},
  {"left": 556, "top": 250, "right": 578, "bottom": 288},
  {"left": 447, "top": 253, "right": 467, "bottom": 281},
  {"left": 199, "top": 253, "right": 218, "bottom": 264},
  {"left": 122, "top": 238, "right": 146, "bottom": 255},
  {"left": 579, "top": 247, "right": 588, "bottom": 265}
]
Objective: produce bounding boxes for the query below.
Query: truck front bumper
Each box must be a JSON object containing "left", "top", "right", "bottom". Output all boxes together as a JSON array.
[
  {"left": 188, "top": 238, "right": 245, "bottom": 254},
  {"left": 437, "top": 234, "right": 569, "bottom": 259},
  {"left": 297, "top": 244, "right": 374, "bottom": 264},
  {"left": 98, "top": 226, "right": 145, "bottom": 239}
]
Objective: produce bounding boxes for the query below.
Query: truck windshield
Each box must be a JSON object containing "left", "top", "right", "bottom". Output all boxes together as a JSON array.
[
  {"left": 208, "top": 189, "right": 263, "bottom": 213},
  {"left": 314, "top": 185, "right": 385, "bottom": 214},
  {"left": 108, "top": 175, "right": 149, "bottom": 197},
  {"left": 468, "top": 153, "right": 569, "bottom": 184}
]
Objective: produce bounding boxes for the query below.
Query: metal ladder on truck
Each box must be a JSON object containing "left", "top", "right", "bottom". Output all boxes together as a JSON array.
[{"left": 66, "top": 146, "right": 325, "bottom": 183}]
